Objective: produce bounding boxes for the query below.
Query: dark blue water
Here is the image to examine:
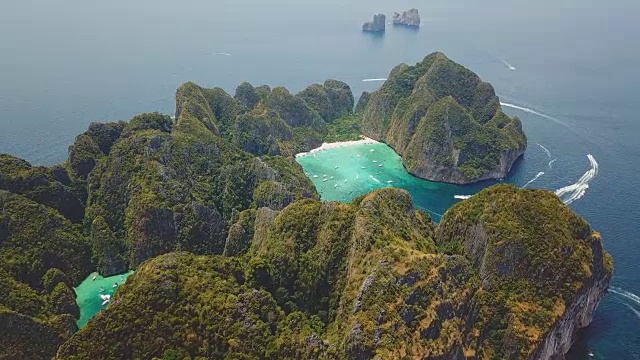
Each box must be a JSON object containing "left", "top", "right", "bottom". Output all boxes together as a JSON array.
[{"left": 1, "top": 0, "right": 638, "bottom": 357}]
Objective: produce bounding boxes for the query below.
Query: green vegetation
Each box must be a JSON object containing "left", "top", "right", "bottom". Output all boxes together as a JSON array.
[
  {"left": 55, "top": 185, "right": 610, "bottom": 360},
  {"left": 0, "top": 55, "right": 609, "bottom": 360},
  {"left": 360, "top": 52, "right": 527, "bottom": 184},
  {"left": 324, "top": 114, "right": 362, "bottom": 143}
]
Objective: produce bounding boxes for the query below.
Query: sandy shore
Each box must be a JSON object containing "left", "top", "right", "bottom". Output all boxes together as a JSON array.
[{"left": 295, "top": 136, "right": 378, "bottom": 158}]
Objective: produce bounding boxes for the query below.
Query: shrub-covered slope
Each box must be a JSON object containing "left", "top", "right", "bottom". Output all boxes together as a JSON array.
[
  {"left": 360, "top": 52, "right": 527, "bottom": 184},
  {"left": 0, "top": 191, "right": 90, "bottom": 360},
  {"left": 56, "top": 186, "right": 611, "bottom": 360}
]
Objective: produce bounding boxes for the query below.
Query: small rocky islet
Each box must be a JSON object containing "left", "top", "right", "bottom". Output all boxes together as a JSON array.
[
  {"left": 362, "top": 8, "right": 421, "bottom": 32},
  {"left": 0, "top": 52, "right": 612, "bottom": 360}
]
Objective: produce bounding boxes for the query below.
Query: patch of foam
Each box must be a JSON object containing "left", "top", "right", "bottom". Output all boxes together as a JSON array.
[{"left": 454, "top": 195, "right": 472, "bottom": 200}]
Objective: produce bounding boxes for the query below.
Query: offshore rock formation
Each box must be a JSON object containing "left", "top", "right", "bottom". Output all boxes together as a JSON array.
[
  {"left": 359, "top": 52, "right": 527, "bottom": 184},
  {"left": 56, "top": 185, "right": 611, "bottom": 360},
  {"left": 362, "top": 14, "right": 386, "bottom": 32},
  {"left": 393, "top": 8, "right": 421, "bottom": 27}
]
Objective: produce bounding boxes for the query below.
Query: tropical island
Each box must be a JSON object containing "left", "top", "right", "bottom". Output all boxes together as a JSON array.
[
  {"left": 0, "top": 52, "right": 611, "bottom": 360},
  {"left": 358, "top": 52, "right": 527, "bottom": 184}
]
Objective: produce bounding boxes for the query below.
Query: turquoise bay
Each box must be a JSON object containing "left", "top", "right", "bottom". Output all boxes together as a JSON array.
[
  {"left": 74, "top": 271, "right": 134, "bottom": 328},
  {"left": 296, "top": 142, "right": 493, "bottom": 221}
]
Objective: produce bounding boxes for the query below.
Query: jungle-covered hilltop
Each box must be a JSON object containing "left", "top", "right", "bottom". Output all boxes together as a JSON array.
[{"left": 0, "top": 53, "right": 610, "bottom": 360}]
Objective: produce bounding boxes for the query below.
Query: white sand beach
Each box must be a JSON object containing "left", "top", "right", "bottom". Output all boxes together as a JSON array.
[{"left": 295, "top": 137, "right": 379, "bottom": 158}]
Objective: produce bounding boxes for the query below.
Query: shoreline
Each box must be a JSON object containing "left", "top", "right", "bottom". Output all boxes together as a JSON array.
[{"left": 295, "top": 136, "right": 379, "bottom": 158}]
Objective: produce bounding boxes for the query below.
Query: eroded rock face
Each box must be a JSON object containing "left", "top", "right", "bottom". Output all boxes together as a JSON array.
[
  {"left": 393, "top": 8, "right": 421, "bottom": 27},
  {"left": 360, "top": 52, "right": 527, "bottom": 184},
  {"left": 362, "top": 14, "right": 386, "bottom": 32}
]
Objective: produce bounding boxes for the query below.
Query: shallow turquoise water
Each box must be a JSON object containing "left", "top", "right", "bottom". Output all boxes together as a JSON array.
[
  {"left": 74, "top": 271, "right": 134, "bottom": 328},
  {"left": 297, "top": 142, "right": 495, "bottom": 221}
]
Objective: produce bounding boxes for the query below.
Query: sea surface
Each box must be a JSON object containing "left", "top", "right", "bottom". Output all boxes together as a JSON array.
[
  {"left": 1, "top": 0, "right": 639, "bottom": 357},
  {"left": 74, "top": 271, "right": 134, "bottom": 328}
]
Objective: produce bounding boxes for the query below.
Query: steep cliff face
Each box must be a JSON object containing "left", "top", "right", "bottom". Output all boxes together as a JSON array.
[
  {"left": 362, "top": 14, "right": 386, "bottom": 32},
  {"left": 55, "top": 185, "right": 611, "bottom": 360},
  {"left": 393, "top": 8, "right": 421, "bottom": 26},
  {"left": 438, "top": 184, "right": 613, "bottom": 359},
  {"left": 361, "top": 52, "right": 527, "bottom": 184},
  {"left": 0, "top": 191, "right": 89, "bottom": 360}
]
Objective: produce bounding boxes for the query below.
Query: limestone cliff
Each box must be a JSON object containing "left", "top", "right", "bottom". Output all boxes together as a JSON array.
[
  {"left": 360, "top": 52, "right": 527, "bottom": 184},
  {"left": 362, "top": 14, "right": 386, "bottom": 32},
  {"left": 393, "top": 8, "right": 421, "bottom": 27},
  {"left": 56, "top": 185, "right": 611, "bottom": 360}
]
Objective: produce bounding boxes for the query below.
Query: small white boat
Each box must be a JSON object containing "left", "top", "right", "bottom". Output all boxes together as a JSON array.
[
  {"left": 373, "top": 160, "right": 378, "bottom": 163},
  {"left": 330, "top": 176, "right": 334, "bottom": 180},
  {"left": 370, "top": 149, "right": 375, "bottom": 152},
  {"left": 357, "top": 154, "right": 361, "bottom": 158},
  {"left": 112, "top": 282, "right": 118, "bottom": 288},
  {"left": 99, "top": 294, "right": 111, "bottom": 306},
  {"left": 322, "top": 179, "right": 328, "bottom": 182},
  {"left": 334, "top": 184, "right": 338, "bottom": 188},
  {"left": 361, "top": 166, "right": 366, "bottom": 169},
  {"left": 92, "top": 275, "right": 97, "bottom": 281},
  {"left": 356, "top": 175, "right": 360, "bottom": 180},
  {"left": 313, "top": 175, "right": 318, "bottom": 178},
  {"left": 588, "top": 352, "right": 594, "bottom": 357},
  {"left": 334, "top": 166, "right": 338, "bottom": 169},
  {"left": 387, "top": 180, "right": 393, "bottom": 184},
  {"left": 344, "top": 179, "right": 347, "bottom": 183},
  {"left": 323, "top": 174, "right": 327, "bottom": 177},
  {"left": 378, "top": 164, "right": 384, "bottom": 167}
]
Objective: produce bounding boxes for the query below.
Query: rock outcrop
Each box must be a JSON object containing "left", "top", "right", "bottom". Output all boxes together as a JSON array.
[
  {"left": 360, "top": 52, "right": 527, "bottom": 184},
  {"left": 55, "top": 185, "right": 611, "bottom": 360},
  {"left": 362, "top": 14, "right": 386, "bottom": 32},
  {"left": 393, "top": 8, "right": 421, "bottom": 27}
]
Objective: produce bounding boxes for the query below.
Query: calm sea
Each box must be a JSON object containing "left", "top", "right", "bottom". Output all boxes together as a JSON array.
[{"left": 1, "top": 0, "right": 639, "bottom": 357}]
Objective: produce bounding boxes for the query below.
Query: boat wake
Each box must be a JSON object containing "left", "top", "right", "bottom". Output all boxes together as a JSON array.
[
  {"left": 454, "top": 195, "right": 473, "bottom": 200},
  {"left": 611, "top": 287, "right": 640, "bottom": 307},
  {"left": 498, "top": 58, "right": 516, "bottom": 71},
  {"left": 555, "top": 154, "right": 598, "bottom": 205},
  {"left": 538, "top": 143, "right": 552, "bottom": 159},
  {"left": 500, "top": 102, "right": 570, "bottom": 128},
  {"left": 212, "top": 52, "right": 232, "bottom": 56},
  {"left": 522, "top": 171, "right": 545, "bottom": 188},
  {"left": 537, "top": 143, "right": 557, "bottom": 170},
  {"left": 610, "top": 287, "right": 640, "bottom": 320},
  {"left": 362, "top": 78, "right": 387, "bottom": 82}
]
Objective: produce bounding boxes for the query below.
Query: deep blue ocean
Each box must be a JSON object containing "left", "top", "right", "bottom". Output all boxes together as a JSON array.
[{"left": 1, "top": 0, "right": 638, "bottom": 358}]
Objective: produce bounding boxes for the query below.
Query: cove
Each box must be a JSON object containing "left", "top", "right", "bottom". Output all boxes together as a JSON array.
[
  {"left": 74, "top": 271, "right": 134, "bottom": 328},
  {"left": 295, "top": 141, "right": 495, "bottom": 221}
]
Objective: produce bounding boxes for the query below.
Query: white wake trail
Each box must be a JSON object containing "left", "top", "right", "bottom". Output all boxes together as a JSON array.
[
  {"left": 538, "top": 143, "right": 552, "bottom": 159},
  {"left": 500, "top": 102, "right": 570, "bottom": 128},
  {"left": 555, "top": 154, "right": 598, "bottom": 205},
  {"left": 362, "top": 78, "right": 387, "bottom": 82},
  {"left": 498, "top": 58, "right": 516, "bottom": 71},
  {"left": 212, "top": 52, "right": 232, "bottom": 56},
  {"left": 454, "top": 195, "right": 473, "bottom": 200},
  {"left": 522, "top": 171, "right": 545, "bottom": 188},
  {"left": 548, "top": 159, "right": 557, "bottom": 169},
  {"left": 610, "top": 287, "right": 640, "bottom": 307}
]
